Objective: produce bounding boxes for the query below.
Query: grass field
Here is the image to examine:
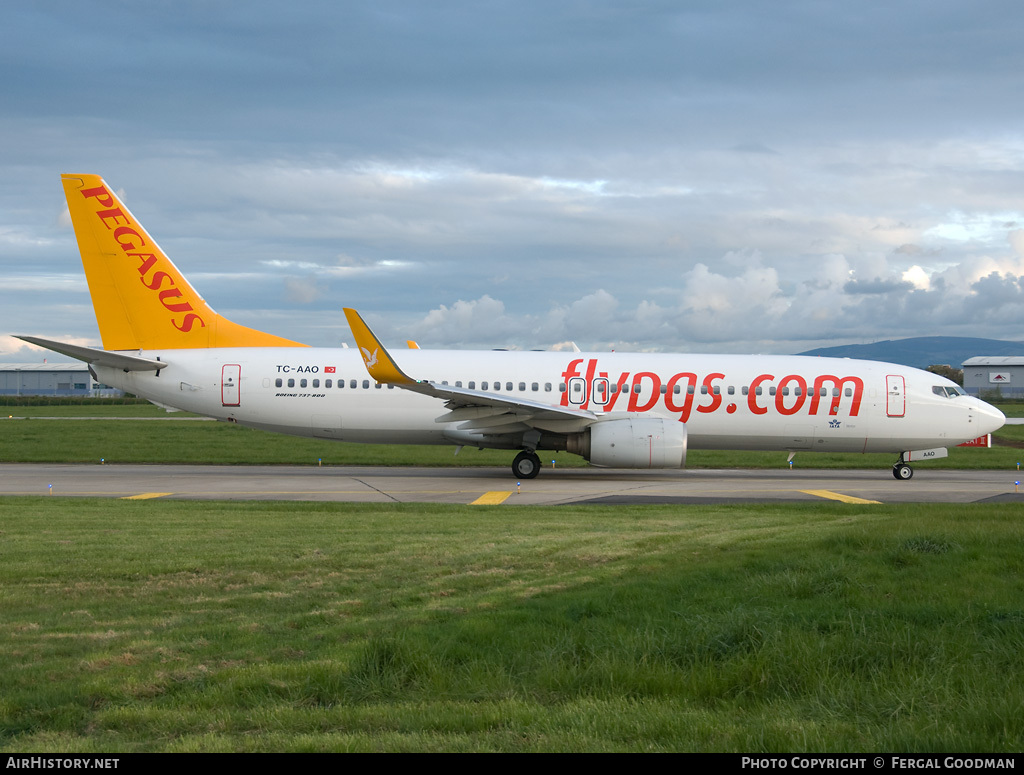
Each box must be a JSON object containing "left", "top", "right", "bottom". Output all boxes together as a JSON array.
[
  {"left": 1, "top": 497, "right": 1022, "bottom": 752},
  {"left": 2, "top": 401, "right": 1022, "bottom": 469}
]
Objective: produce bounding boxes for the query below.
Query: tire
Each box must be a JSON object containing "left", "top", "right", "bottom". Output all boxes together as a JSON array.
[
  {"left": 893, "top": 463, "right": 914, "bottom": 481},
  {"left": 512, "top": 451, "right": 541, "bottom": 479}
]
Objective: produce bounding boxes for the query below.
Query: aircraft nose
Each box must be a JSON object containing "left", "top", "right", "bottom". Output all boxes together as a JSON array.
[{"left": 974, "top": 399, "right": 1005, "bottom": 435}]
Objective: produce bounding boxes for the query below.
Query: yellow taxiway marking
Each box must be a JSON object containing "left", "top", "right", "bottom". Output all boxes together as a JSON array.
[
  {"left": 800, "top": 489, "right": 881, "bottom": 505},
  {"left": 120, "top": 492, "right": 174, "bottom": 500},
  {"left": 470, "top": 491, "right": 513, "bottom": 505}
]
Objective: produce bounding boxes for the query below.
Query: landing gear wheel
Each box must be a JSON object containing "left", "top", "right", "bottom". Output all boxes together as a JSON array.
[
  {"left": 893, "top": 463, "right": 914, "bottom": 481},
  {"left": 512, "top": 450, "right": 541, "bottom": 479}
]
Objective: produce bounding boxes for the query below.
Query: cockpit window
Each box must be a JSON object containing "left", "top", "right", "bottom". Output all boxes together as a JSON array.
[{"left": 932, "top": 385, "right": 966, "bottom": 398}]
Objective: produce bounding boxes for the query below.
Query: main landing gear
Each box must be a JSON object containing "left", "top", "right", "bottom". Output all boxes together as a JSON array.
[{"left": 512, "top": 450, "right": 541, "bottom": 479}]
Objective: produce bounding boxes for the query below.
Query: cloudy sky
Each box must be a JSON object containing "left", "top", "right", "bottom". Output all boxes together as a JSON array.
[{"left": 3, "top": 0, "right": 1024, "bottom": 362}]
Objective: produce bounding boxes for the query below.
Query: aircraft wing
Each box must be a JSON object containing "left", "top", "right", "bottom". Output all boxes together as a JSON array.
[
  {"left": 342, "top": 309, "right": 598, "bottom": 435},
  {"left": 15, "top": 336, "right": 167, "bottom": 372}
]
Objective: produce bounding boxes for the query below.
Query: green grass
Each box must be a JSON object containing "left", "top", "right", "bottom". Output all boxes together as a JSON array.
[
  {"left": 1, "top": 411, "right": 1020, "bottom": 469},
  {"left": 0, "top": 418, "right": 587, "bottom": 467},
  {"left": 1, "top": 498, "right": 1022, "bottom": 751},
  {"left": 2, "top": 405, "right": 200, "bottom": 418}
]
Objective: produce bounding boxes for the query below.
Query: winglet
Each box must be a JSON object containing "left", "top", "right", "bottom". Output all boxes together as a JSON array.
[{"left": 343, "top": 308, "right": 417, "bottom": 385}]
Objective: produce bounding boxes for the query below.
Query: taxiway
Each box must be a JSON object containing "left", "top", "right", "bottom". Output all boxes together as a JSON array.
[{"left": 0, "top": 464, "right": 1020, "bottom": 505}]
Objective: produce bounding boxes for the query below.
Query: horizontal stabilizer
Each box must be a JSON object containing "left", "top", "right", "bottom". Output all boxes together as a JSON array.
[{"left": 15, "top": 336, "right": 167, "bottom": 371}]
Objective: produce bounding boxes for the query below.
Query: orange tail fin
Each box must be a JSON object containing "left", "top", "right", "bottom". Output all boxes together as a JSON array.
[{"left": 62, "top": 174, "right": 307, "bottom": 351}]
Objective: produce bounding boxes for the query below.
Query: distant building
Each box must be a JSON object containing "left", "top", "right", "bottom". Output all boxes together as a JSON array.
[
  {"left": 962, "top": 356, "right": 1024, "bottom": 398},
  {"left": 0, "top": 363, "right": 120, "bottom": 397}
]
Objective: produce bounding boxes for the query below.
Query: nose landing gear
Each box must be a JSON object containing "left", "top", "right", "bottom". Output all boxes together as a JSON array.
[{"left": 892, "top": 460, "right": 914, "bottom": 480}]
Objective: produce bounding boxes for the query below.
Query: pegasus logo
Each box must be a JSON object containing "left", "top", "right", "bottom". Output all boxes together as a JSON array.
[
  {"left": 80, "top": 184, "right": 206, "bottom": 334},
  {"left": 361, "top": 347, "right": 379, "bottom": 369}
]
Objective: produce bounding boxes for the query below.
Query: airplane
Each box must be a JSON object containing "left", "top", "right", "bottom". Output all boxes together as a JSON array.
[{"left": 17, "top": 174, "right": 1005, "bottom": 481}]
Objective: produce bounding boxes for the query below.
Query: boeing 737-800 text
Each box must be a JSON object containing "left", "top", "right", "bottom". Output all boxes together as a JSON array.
[{"left": 18, "top": 174, "right": 1005, "bottom": 480}]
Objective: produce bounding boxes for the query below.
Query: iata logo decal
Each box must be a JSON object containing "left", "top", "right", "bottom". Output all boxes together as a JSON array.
[
  {"left": 559, "top": 358, "right": 863, "bottom": 423},
  {"left": 80, "top": 185, "right": 206, "bottom": 334}
]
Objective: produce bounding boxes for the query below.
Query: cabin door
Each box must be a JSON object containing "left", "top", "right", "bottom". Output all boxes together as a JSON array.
[
  {"left": 886, "top": 375, "right": 905, "bottom": 417},
  {"left": 222, "top": 364, "right": 241, "bottom": 407}
]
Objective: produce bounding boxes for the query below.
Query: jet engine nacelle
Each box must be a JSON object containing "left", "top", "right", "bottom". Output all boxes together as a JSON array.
[{"left": 569, "top": 417, "right": 687, "bottom": 469}]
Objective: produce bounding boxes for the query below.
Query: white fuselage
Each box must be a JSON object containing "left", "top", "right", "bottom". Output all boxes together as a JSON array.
[{"left": 93, "top": 347, "right": 1005, "bottom": 457}]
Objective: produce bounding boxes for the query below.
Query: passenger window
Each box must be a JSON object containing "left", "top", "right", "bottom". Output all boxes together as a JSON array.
[
  {"left": 350, "top": 379, "right": 357, "bottom": 389},
  {"left": 633, "top": 384, "right": 642, "bottom": 394},
  {"left": 275, "top": 378, "right": 283, "bottom": 387},
  {"left": 506, "top": 382, "right": 513, "bottom": 391},
  {"left": 518, "top": 382, "right": 526, "bottom": 391},
  {"left": 700, "top": 386, "right": 708, "bottom": 395},
  {"left": 325, "top": 379, "right": 332, "bottom": 388},
  {"left": 545, "top": 383, "right": 552, "bottom": 392},
  {"left": 713, "top": 386, "right": 720, "bottom": 395},
  {"left": 456, "top": 381, "right": 462, "bottom": 388},
  {"left": 300, "top": 379, "right": 307, "bottom": 388},
  {"left": 482, "top": 381, "right": 489, "bottom": 391},
  {"left": 769, "top": 387, "right": 776, "bottom": 396},
  {"left": 781, "top": 387, "right": 789, "bottom": 396},
  {"left": 660, "top": 385, "right": 667, "bottom": 394},
  {"left": 844, "top": 388, "right": 852, "bottom": 397},
  {"left": 468, "top": 381, "right": 475, "bottom": 389},
  {"left": 375, "top": 383, "right": 382, "bottom": 389},
  {"left": 532, "top": 382, "right": 539, "bottom": 391},
  {"left": 688, "top": 385, "right": 695, "bottom": 395},
  {"left": 559, "top": 384, "right": 566, "bottom": 393},
  {"left": 288, "top": 379, "right": 295, "bottom": 387},
  {"left": 312, "top": 379, "right": 320, "bottom": 388},
  {"left": 362, "top": 380, "right": 370, "bottom": 389},
  {"left": 727, "top": 386, "right": 735, "bottom": 395},
  {"left": 742, "top": 386, "right": 749, "bottom": 395}
]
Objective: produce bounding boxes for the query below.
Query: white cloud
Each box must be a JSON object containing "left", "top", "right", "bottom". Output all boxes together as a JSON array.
[
  {"left": 902, "top": 265, "right": 931, "bottom": 291},
  {"left": 4, "top": 2, "right": 1024, "bottom": 354}
]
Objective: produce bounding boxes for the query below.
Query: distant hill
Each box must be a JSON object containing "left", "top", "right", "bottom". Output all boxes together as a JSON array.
[{"left": 797, "top": 336, "right": 1024, "bottom": 369}]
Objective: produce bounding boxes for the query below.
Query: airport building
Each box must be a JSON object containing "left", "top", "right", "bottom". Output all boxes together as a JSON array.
[
  {"left": 0, "top": 363, "right": 119, "bottom": 397},
  {"left": 962, "top": 356, "right": 1024, "bottom": 399}
]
